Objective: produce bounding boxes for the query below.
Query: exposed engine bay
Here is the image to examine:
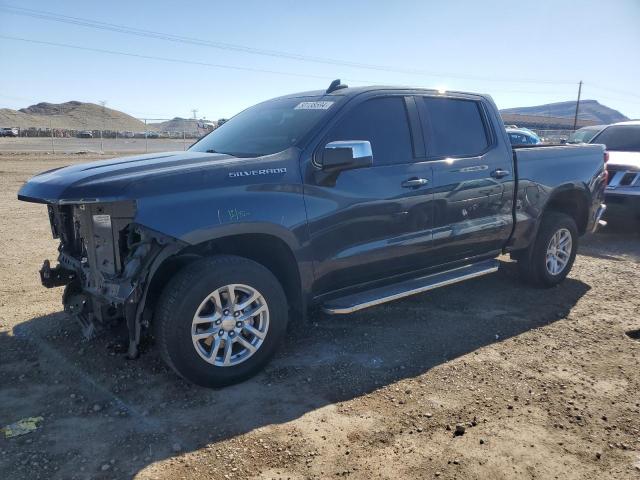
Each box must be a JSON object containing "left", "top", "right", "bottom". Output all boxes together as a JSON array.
[{"left": 41, "top": 200, "right": 183, "bottom": 357}]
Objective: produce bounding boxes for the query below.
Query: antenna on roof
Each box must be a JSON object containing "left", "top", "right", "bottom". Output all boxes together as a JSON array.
[{"left": 326, "top": 79, "right": 348, "bottom": 94}]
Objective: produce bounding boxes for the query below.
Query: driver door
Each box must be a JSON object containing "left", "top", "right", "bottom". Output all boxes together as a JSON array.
[{"left": 303, "top": 95, "right": 434, "bottom": 295}]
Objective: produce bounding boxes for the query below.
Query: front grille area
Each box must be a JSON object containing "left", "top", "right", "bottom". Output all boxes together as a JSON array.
[
  {"left": 607, "top": 167, "right": 640, "bottom": 188},
  {"left": 620, "top": 172, "right": 639, "bottom": 186}
]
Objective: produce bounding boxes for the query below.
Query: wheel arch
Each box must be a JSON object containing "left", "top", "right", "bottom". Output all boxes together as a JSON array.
[
  {"left": 144, "top": 230, "right": 307, "bottom": 327},
  {"left": 509, "top": 184, "right": 589, "bottom": 260},
  {"left": 542, "top": 185, "right": 590, "bottom": 235}
]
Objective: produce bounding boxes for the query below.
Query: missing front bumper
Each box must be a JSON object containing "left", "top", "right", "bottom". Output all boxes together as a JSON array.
[{"left": 39, "top": 259, "right": 76, "bottom": 288}]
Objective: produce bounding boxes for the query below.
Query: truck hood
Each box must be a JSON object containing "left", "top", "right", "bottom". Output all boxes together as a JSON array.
[
  {"left": 17, "top": 150, "right": 293, "bottom": 204},
  {"left": 606, "top": 151, "right": 640, "bottom": 171}
]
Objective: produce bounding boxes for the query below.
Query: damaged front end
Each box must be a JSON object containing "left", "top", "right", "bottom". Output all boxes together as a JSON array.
[{"left": 42, "top": 200, "right": 184, "bottom": 357}]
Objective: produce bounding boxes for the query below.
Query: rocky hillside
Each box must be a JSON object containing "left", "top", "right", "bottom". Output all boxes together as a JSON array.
[
  {"left": 500, "top": 100, "right": 628, "bottom": 125},
  {"left": 0, "top": 101, "right": 148, "bottom": 131},
  {"left": 149, "top": 117, "right": 202, "bottom": 134}
]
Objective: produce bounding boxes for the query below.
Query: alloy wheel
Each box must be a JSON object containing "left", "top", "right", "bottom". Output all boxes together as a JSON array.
[
  {"left": 545, "top": 228, "right": 572, "bottom": 276},
  {"left": 191, "top": 284, "right": 269, "bottom": 367}
]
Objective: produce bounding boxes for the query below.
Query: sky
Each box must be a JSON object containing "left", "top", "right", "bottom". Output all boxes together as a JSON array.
[{"left": 1, "top": 0, "right": 639, "bottom": 121}]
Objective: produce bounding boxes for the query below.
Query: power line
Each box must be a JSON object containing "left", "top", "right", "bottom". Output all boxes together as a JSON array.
[
  {"left": 0, "top": 34, "right": 377, "bottom": 83},
  {"left": 587, "top": 83, "right": 640, "bottom": 101},
  {"left": 2, "top": 3, "right": 636, "bottom": 105},
  {"left": 6, "top": 34, "right": 639, "bottom": 112},
  {"left": 0, "top": 3, "right": 578, "bottom": 86}
]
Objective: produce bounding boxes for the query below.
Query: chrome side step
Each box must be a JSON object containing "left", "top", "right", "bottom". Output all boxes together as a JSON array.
[{"left": 322, "top": 259, "right": 499, "bottom": 315}]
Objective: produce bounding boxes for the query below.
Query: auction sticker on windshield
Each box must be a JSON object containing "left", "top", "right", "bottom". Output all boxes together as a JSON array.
[{"left": 294, "top": 101, "right": 334, "bottom": 110}]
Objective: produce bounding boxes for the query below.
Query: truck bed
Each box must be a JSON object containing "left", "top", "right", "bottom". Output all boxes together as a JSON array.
[
  {"left": 506, "top": 143, "right": 607, "bottom": 252},
  {"left": 513, "top": 143, "right": 605, "bottom": 184}
]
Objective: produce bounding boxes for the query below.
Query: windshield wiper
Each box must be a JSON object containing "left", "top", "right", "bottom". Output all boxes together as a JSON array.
[{"left": 205, "top": 149, "right": 236, "bottom": 157}]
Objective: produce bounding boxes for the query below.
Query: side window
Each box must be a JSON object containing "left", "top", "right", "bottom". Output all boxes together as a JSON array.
[
  {"left": 509, "top": 133, "right": 526, "bottom": 145},
  {"left": 326, "top": 97, "right": 413, "bottom": 166},
  {"left": 420, "top": 97, "right": 489, "bottom": 157}
]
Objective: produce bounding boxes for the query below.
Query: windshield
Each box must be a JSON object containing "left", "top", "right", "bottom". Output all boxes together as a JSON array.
[
  {"left": 567, "top": 127, "right": 601, "bottom": 144},
  {"left": 590, "top": 125, "right": 640, "bottom": 152},
  {"left": 190, "top": 96, "right": 338, "bottom": 157}
]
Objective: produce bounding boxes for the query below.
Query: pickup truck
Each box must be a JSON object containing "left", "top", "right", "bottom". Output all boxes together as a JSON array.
[{"left": 18, "top": 81, "right": 608, "bottom": 387}]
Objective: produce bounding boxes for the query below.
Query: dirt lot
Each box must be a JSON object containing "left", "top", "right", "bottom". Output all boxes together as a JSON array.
[{"left": 1, "top": 152, "right": 639, "bottom": 480}]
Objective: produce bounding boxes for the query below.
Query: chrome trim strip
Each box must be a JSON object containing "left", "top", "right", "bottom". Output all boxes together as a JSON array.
[
  {"left": 323, "top": 263, "right": 499, "bottom": 315},
  {"left": 456, "top": 164, "right": 489, "bottom": 173},
  {"left": 607, "top": 171, "right": 624, "bottom": 188}
]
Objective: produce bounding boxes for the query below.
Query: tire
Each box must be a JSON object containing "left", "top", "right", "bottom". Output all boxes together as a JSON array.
[
  {"left": 154, "top": 255, "right": 288, "bottom": 387},
  {"left": 517, "top": 212, "right": 578, "bottom": 288}
]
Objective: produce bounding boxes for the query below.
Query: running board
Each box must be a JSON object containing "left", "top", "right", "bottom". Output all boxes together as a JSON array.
[{"left": 322, "top": 259, "right": 499, "bottom": 315}]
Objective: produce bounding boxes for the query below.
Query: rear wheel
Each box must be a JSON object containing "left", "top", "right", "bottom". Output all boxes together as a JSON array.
[
  {"left": 518, "top": 212, "right": 578, "bottom": 287},
  {"left": 154, "top": 255, "right": 288, "bottom": 387}
]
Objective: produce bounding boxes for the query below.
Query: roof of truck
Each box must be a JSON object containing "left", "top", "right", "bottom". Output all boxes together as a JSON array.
[{"left": 273, "top": 82, "right": 489, "bottom": 101}]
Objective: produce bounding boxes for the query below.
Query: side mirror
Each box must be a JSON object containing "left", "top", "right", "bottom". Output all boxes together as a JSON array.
[{"left": 321, "top": 140, "right": 373, "bottom": 172}]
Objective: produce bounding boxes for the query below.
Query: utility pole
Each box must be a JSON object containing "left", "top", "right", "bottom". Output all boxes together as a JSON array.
[
  {"left": 572, "top": 81, "right": 582, "bottom": 131},
  {"left": 191, "top": 109, "right": 198, "bottom": 119},
  {"left": 100, "top": 100, "right": 106, "bottom": 153},
  {"left": 50, "top": 117, "right": 55, "bottom": 154}
]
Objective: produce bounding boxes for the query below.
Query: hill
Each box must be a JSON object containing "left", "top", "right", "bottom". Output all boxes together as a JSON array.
[
  {"left": 149, "top": 117, "right": 201, "bottom": 134},
  {"left": 500, "top": 100, "right": 628, "bottom": 125},
  {"left": 0, "top": 101, "right": 148, "bottom": 131}
]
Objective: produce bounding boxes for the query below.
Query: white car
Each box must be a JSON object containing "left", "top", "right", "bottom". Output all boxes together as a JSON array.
[
  {"left": 590, "top": 121, "right": 640, "bottom": 224},
  {"left": 1, "top": 127, "right": 19, "bottom": 137}
]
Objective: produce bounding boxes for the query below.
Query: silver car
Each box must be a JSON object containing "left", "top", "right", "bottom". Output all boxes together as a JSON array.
[
  {"left": 567, "top": 125, "right": 606, "bottom": 144},
  {"left": 590, "top": 121, "right": 640, "bottom": 224}
]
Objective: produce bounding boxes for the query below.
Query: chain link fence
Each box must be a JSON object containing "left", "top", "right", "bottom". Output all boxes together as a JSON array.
[
  {"left": 1, "top": 119, "right": 577, "bottom": 153},
  {"left": 531, "top": 129, "right": 574, "bottom": 143},
  {"left": 0, "top": 117, "right": 220, "bottom": 154}
]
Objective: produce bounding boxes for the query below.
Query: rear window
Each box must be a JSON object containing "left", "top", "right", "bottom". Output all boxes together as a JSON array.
[
  {"left": 567, "top": 127, "right": 601, "bottom": 144},
  {"left": 508, "top": 133, "right": 528, "bottom": 145},
  {"left": 419, "top": 97, "right": 489, "bottom": 157},
  {"left": 590, "top": 125, "right": 640, "bottom": 152}
]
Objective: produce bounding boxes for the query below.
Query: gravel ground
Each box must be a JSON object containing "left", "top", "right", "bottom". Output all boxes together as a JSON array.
[{"left": 1, "top": 152, "right": 639, "bottom": 480}]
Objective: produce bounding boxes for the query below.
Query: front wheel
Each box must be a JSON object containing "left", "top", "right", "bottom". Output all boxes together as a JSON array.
[
  {"left": 517, "top": 212, "right": 578, "bottom": 287},
  {"left": 154, "top": 255, "right": 288, "bottom": 387}
]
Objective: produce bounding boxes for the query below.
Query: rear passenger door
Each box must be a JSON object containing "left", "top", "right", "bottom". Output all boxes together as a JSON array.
[{"left": 417, "top": 96, "right": 514, "bottom": 264}]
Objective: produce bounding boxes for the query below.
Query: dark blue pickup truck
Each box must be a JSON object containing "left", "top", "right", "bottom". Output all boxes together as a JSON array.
[{"left": 19, "top": 81, "right": 607, "bottom": 387}]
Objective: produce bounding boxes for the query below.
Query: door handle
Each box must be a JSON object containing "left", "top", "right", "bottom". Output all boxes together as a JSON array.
[
  {"left": 401, "top": 178, "right": 429, "bottom": 188},
  {"left": 490, "top": 168, "right": 510, "bottom": 179}
]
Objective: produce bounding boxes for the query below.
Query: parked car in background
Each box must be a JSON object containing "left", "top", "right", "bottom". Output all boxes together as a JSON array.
[
  {"left": 146, "top": 131, "right": 160, "bottom": 138},
  {"left": 77, "top": 130, "right": 93, "bottom": 138},
  {"left": 1, "top": 127, "right": 19, "bottom": 137},
  {"left": 506, "top": 127, "right": 541, "bottom": 146},
  {"left": 567, "top": 125, "right": 606, "bottom": 144},
  {"left": 18, "top": 82, "right": 607, "bottom": 387},
  {"left": 589, "top": 121, "right": 640, "bottom": 224}
]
